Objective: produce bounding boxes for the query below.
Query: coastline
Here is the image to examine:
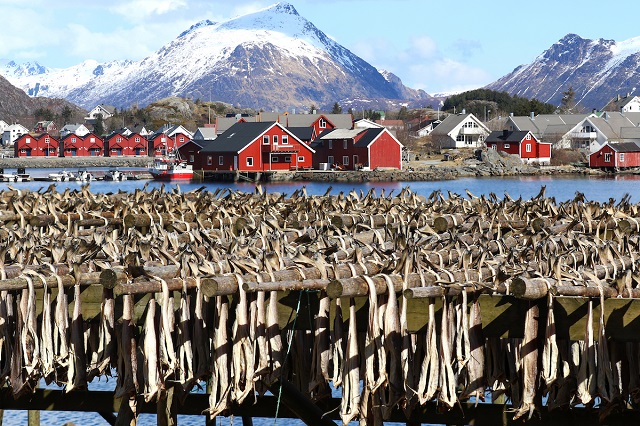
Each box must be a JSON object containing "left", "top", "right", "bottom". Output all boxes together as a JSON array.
[{"left": 0, "top": 154, "right": 602, "bottom": 182}]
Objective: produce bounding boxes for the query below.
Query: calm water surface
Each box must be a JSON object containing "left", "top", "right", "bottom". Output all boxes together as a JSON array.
[{"left": 1, "top": 172, "right": 637, "bottom": 425}]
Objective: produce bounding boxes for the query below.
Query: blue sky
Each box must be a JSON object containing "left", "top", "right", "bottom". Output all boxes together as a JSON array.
[{"left": 1, "top": 0, "right": 637, "bottom": 95}]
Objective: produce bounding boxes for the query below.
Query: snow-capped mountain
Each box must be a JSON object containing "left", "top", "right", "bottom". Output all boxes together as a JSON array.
[
  {"left": 486, "top": 34, "right": 640, "bottom": 110},
  {"left": 0, "top": 2, "right": 435, "bottom": 111}
]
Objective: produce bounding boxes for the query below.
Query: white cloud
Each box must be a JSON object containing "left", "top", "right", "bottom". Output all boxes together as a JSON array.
[
  {"left": 410, "top": 36, "right": 438, "bottom": 59},
  {"left": 109, "top": 0, "right": 187, "bottom": 18}
]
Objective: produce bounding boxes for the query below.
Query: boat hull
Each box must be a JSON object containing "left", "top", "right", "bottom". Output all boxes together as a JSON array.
[{"left": 150, "top": 170, "right": 194, "bottom": 180}]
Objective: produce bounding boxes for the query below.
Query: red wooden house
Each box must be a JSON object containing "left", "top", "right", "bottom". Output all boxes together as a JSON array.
[
  {"left": 195, "top": 122, "right": 314, "bottom": 172},
  {"left": 589, "top": 142, "right": 640, "bottom": 169},
  {"left": 105, "top": 131, "right": 147, "bottom": 157},
  {"left": 485, "top": 130, "right": 551, "bottom": 164},
  {"left": 60, "top": 132, "right": 104, "bottom": 157},
  {"left": 14, "top": 133, "right": 59, "bottom": 157},
  {"left": 310, "top": 127, "right": 403, "bottom": 170}
]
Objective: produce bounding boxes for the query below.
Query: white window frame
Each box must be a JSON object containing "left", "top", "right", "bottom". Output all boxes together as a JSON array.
[
  {"left": 282, "top": 135, "right": 289, "bottom": 145},
  {"left": 319, "top": 118, "right": 326, "bottom": 129},
  {"left": 271, "top": 155, "right": 279, "bottom": 162},
  {"left": 327, "top": 155, "right": 334, "bottom": 165},
  {"left": 246, "top": 157, "right": 254, "bottom": 167},
  {"left": 284, "top": 156, "right": 291, "bottom": 162},
  {"left": 328, "top": 140, "right": 333, "bottom": 150},
  {"left": 604, "top": 152, "right": 612, "bottom": 162},
  {"left": 263, "top": 135, "right": 269, "bottom": 145},
  {"left": 525, "top": 133, "right": 531, "bottom": 140},
  {"left": 207, "top": 156, "right": 213, "bottom": 165},
  {"left": 218, "top": 156, "right": 224, "bottom": 165},
  {"left": 504, "top": 143, "right": 510, "bottom": 149},
  {"left": 620, "top": 153, "right": 625, "bottom": 162},
  {"left": 342, "top": 155, "right": 349, "bottom": 165},
  {"left": 525, "top": 143, "right": 532, "bottom": 153},
  {"left": 298, "top": 156, "right": 304, "bottom": 162},
  {"left": 343, "top": 140, "right": 348, "bottom": 149},
  {"left": 273, "top": 135, "right": 279, "bottom": 145}
]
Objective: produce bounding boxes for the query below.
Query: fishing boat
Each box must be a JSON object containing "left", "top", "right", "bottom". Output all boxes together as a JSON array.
[
  {"left": 149, "top": 149, "right": 193, "bottom": 180},
  {"left": 104, "top": 169, "right": 127, "bottom": 181},
  {"left": 47, "top": 170, "right": 75, "bottom": 182},
  {"left": 75, "top": 169, "right": 95, "bottom": 181},
  {"left": 0, "top": 172, "right": 30, "bottom": 182}
]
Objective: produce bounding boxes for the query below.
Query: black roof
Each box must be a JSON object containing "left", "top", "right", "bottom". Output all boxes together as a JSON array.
[
  {"left": 609, "top": 141, "right": 640, "bottom": 152},
  {"left": 287, "top": 127, "right": 314, "bottom": 141},
  {"left": 354, "top": 127, "right": 385, "bottom": 148},
  {"left": 199, "top": 122, "right": 275, "bottom": 153},
  {"left": 485, "top": 130, "right": 531, "bottom": 143}
]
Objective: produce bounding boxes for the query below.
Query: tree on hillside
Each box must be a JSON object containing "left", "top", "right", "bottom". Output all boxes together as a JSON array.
[
  {"left": 397, "top": 106, "right": 409, "bottom": 120},
  {"left": 34, "top": 107, "right": 54, "bottom": 121},
  {"left": 60, "top": 106, "right": 73, "bottom": 125},
  {"left": 93, "top": 114, "right": 104, "bottom": 136},
  {"left": 559, "top": 86, "right": 576, "bottom": 114},
  {"left": 331, "top": 102, "right": 343, "bottom": 114}
]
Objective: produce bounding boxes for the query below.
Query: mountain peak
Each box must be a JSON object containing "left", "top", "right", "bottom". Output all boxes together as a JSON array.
[
  {"left": 179, "top": 20, "right": 215, "bottom": 38},
  {"left": 268, "top": 2, "right": 300, "bottom": 15}
]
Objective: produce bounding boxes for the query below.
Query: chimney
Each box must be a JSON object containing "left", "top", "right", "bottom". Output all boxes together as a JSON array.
[
  {"left": 461, "top": 108, "right": 466, "bottom": 115},
  {"left": 312, "top": 109, "right": 317, "bottom": 114},
  {"left": 510, "top": 112, "right": 514, "bottom": 117},
  {"left": 530, "top": 112, "right": 535, "bottom": 120},
  {"left": 604, "top": 112, "right": 609, "bottom": 121}
]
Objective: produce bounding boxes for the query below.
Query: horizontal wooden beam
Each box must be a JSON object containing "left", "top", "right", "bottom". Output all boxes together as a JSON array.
[{"left": 1, "top": 389, "right": 639, "bottom": 425}]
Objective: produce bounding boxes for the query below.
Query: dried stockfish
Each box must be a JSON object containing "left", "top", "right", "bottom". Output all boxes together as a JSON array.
[
  {"left": 331, "top": 296, "right": 344, "bottom": 389},
  {"left": 381, "top": 274, "right": 402, "bottom": 419},
  {"left": 192, "top": 277, "right": 210, "bottom": 382},
  {"left": 541, "top": 291, "right": 558, "bottom": 390},
  {"left": 53, "top": 271, "right": 70, "bottom": 385},
  {"left": 207, "top": 296, "right": 232, "bottom": 419},
  {"left": 88, "top": 285, "right": 115, "bottom": 380},
  {"left": 156, "top": 275, "right": 178, "bottom": 381},
  {"left": 176, "top": 280, "right": 195, "bottom": 391},
  {"left": 417, "top": 296, "right": 439, "bottom": 404},
  {"left": 66, "top": 282, "right": 87, "bottom": 392},
  {"left": 340, "top": 298, "right": 360, "bottom": 425},
  {"left": 513, "top": 302, "right": 539, "bottom": 420},
  {"left": 438, "top": 296, "right": 457, "bottom": 409},
  {"left": 115, "top": 294, "right": 139, "bottom": 398},
  {"left": 309, "top": 290, "right": 331, "bottom": 399},
  {"left": 576, "top": 300, "right": 596, "bottom": 406},
  {"left": 10, "top": 290, "right": 38, "bottom": 398},
  {"left": 38, "top": 273, "right": 55, "bottom": 383},
  {"left": 0, "top": 290, "right": 12, "bottom": 386},
  {"left": 231, "top": 274, "right": 255, "bottom": 404},
  {"left": 141, "top": 295, "right": 163, "bottom": 402},
  {"left": 462, "top": 294, "right": 485, "bottom": 403}
]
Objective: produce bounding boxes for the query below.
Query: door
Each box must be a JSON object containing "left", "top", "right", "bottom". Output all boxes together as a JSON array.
[{"left": 353, "top": 155, "right": 359, "bottom": 169}]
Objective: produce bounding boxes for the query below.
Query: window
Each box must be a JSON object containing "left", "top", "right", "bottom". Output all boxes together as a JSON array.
[
  {"left": 490, "top": 144, "right": 496, "bottom": 150},
  {"left": 271, "top": 155, "right": 279, "bottom": 162},
  {"left": 604, "top": 153, "right": 611, "bottom": 162},
  {"left": 328, "top": 155, "right": 334, "bottom": 165},
  {"left": 161, "top": 137, "right": 166, "bottom": 142},
  {"left": 456, "top": 135, "right": 465, "bottom": 141},
  {"left": 504, "top": 143, "right": 510, "bottom": 149},
  {"left": 25, "top": 138, "right": 31, "bottom": 144},
  {"left": 525, "top": 134, "right": 531, "bottom": 140},
  {"left": 90, "top": 137, "right": 95, "bottom": 142},
  {"left": 525, "top": 144, "right": 532, "bottom": 153},
  {"left": 298, "top": 156, "right": 304, "bottom": 162},
  {"left": 246, "top": 157, "right": 254, "bottom": 167},
  {"left": 135, "top": 137, "right": 140, "bottom": 142},
  {"left": 620, "top": 153, "right": 625, "bottom": 162},
  {"left": 116, "top": 137, "right": 122, "bottom": 143},
  {"left": 189, "top": 154, "right": 194, "bottom": 163},
  {"left": 328, "top": 140, "right": 333, "bottom": 150},
  {"left": 285, "top": 156, "right": 291, "bottom": 162},
  {"left": 218, "top": 156, "right": 224, "bottom": 165},
  {"left": 319, "top": 118, "right": 326, "bottom": 128},
  {"left": 343, "top": 156, "right": 349, "bottom": 165},
  {"left": 273, "top": 135, "right": 279, "bottom": 145},
  {"left": 343, "top": 140, "right": 348, "bottom": 149},
  {"left": 263, "top": 135, "right": 269, "bottom": 144},
  {"left": 207, "top": 156, "right": 213, "bottom": 166},
  {"left": 71, "top": 137, "right": 76, "bottom": 143},
  {"left": 282, "top": 135, "right": 289, "bottom": 145}
]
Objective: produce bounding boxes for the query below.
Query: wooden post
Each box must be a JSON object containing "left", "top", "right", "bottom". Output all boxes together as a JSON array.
[{"left": 158, "top": 387, "right": 177, "bottom": 426}]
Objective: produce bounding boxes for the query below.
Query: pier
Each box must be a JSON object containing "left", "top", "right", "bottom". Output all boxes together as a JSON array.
[{"left": 1, "top": 185, "right": 640, "bottom": 424}]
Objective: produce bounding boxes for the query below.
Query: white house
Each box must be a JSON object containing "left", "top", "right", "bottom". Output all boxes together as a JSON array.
[
  {"left": 605, "top": 94, "right": 640, "bottom": 113},
  {"left": 60, "top": 123, "right": 91, "bottom": 137},
  {"left": 353, "top": 118, "right": 383, "bottom": 129},
  {"left": 430, "top": 113, "right": 490, "bottom": 149},
  {"left": 85, "top": 104, "right": 115, "bottom": 122},
  {"left": 2, "top": 124, "right": 29, "bottom": 147},
  {"left": 505, "top": 113, "right": 591, "bottom": 148},
  {"left": 573, "top": 112, "right": 640, "bottom": 152},
  {"left": 0, "top": 120, "right": 9, "bottom": 134}
]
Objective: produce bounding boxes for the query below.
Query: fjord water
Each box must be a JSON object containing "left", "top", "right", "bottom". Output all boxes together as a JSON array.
[{"left": 2, "top": 173, "right": 639, "bottom": 426}]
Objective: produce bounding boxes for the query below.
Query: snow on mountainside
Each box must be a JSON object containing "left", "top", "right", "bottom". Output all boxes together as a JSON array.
[
  {"left": 0, "top": 2, "right": 435, "bottom": 111},
  {"left": 486, "top": 33, "right": 640, "bottom": 110}
]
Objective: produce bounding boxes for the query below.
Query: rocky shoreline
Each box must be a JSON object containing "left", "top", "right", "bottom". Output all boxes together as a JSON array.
[
  {"left": 0, "top": 156, "right": 151, "bottom": 169},
  {"left": 0, "top": 150, "right": 606, "bottom": 182}
]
